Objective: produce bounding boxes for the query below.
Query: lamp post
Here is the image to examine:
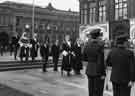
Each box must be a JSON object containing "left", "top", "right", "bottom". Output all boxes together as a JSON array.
[{"left": 32, "top": 0, "right": 35, "bottom": 38}]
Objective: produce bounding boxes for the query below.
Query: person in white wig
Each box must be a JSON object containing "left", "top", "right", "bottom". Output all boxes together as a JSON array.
[{"left": 18, "top": 32, "right": 30, "bottom": 61}]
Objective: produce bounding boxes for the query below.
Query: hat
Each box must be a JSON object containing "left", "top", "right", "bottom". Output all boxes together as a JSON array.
[
  {"left": 89, "top": 29, "right": 102, "bottom": 39},
  {"left": 116, "top": 34, "right": 129, "bottom": 45}
]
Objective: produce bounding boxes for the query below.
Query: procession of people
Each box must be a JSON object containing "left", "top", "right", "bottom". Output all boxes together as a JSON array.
[{"left": 0, "top": 23, "right": 135, "bottom": 96}]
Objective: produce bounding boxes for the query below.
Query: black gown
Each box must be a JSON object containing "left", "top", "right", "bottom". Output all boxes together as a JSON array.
[{"left": 61, "top": 41, "right": 74, "bottom": 72}]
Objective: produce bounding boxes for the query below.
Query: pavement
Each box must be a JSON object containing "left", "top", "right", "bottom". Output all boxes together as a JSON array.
[
  {"left": 0, "top": 83, "right": 32, "bottom": 96},
  {"left": 0, "top": 50, "right": 134, "bottom": 96},
  {"left": 0, "top": 66, "right": 115, "bottom": 96}
]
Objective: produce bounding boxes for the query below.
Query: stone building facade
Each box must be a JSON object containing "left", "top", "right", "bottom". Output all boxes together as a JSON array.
[
  {"left": 0, "top": 1, "right": 79, "bottom": 43},
  {"left": 79, "top": 0, "right": 135, "bottom": 40}
]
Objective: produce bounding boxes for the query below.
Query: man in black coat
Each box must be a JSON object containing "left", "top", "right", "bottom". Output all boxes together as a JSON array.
[
  {"left": 30, "top": 38, "right": 38, "bottom": 61},
  {"left": 11, "top": 36, "right": 19, "bottom": 60},
  {"left": 51, "top": 40, "right": 60, "bottom": 71},
  {"left": 106, "top": 34, "right": 135, "bottom": 96},
  {"left": 83, "top": 29, "right": 106, "bottom": 96},
  {"left": 73, "top": 38, "right": 83, "bottom": 75},
  {"left": 40, "top": 40, "right": 49, "bottom": 72}
]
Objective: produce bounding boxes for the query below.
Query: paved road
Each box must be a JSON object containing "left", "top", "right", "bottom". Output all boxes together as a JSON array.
[
  {"left": 0, "top": 50, "right": 134, "bottom": 96},
  {"left": 0, "top": 67, "right": 113, "bottom": 96}
]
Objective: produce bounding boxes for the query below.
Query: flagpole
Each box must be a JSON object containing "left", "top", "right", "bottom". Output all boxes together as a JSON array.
[{"left": 32, "top": 0, "right": 35, "bottom": 38}]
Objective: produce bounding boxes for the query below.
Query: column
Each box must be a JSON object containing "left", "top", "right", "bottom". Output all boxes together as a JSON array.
[
  {"left": 95, "top": 0, "right": 99, "bottom": 22},
  {"left": 13, "top": 16, "right": 16, "bottom": 33}
]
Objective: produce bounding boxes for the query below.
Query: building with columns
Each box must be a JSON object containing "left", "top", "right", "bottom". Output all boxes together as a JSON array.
[
  {"left": 0, "top": 1, "right": 79, "bottom": 43},
  {"left": 79, "top": 0, "right": 135, "bottom": 41}
]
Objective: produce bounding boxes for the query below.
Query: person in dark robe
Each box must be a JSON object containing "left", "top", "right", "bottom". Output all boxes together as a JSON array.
[
  {"left": 40, "top": 40, "right": 49, "bottom": 72},
  {"left": 0, "top": 43, "right": 4, "bottom": 56},
  {"left": 9, "top": 41, "right": 13, "bottom": 56},
  {"left": 61, "top": 35, "right": 74, "bottom": 76},
  {"left": 30, "top": 34, "right": 39, "bottom": 61},
  {"left": 51, "top": 40, "right": 60, "bottom": 71},
  {"left": 11, "top": 35, "right": 19, "bottom": 60},
  {"left": 83, "top": 29, "right": 106, "bottom": 96},
  {"left": 106, "top": 34, "right": 135, "bottom": 96},
  {"left": 72, "top": 38, "right": 83, "bottom": 75}
]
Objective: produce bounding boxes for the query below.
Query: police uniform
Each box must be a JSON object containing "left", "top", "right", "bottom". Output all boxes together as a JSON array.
[
  {"left": 83, "top": 29, "right": 106, "bottom": 96},
  {"left": 106, "top": 34, "right": 135, "bottom": 96}
]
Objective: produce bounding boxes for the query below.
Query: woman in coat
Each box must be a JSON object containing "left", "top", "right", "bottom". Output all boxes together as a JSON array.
[{"left": 72, "top": 38, "right": 83, "bottom": 75}]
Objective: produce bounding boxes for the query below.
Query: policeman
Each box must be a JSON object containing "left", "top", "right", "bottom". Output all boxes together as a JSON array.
[
  {"left": 106, "top": 33, "right": 135, "bottom": 96},
  {"left": 83, "top": 29, "right": 106, "bottom": 96}
]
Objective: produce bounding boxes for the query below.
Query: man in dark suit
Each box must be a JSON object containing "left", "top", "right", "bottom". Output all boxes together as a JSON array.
[
  {"left": 51, "top": 40, "right": 60, "bottom": 71},
  {"left": 106, "top": 34, "right": 135, "bottom": 96},
  {"left": 83, "top": 29, "right": 106, "bottom": 96},
  {"left": 40, "top": 40, "right": 49, "bottom": 72},
  {"left": 11, "top": 35, "right": 19, "bottom": 60},
  {"left": 30, "top": 34, "right": 39, "bottom": 61}
]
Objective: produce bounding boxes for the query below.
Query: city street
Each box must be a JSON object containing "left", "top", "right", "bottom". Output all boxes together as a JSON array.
[
  {"left": 0, "top": 49, "right": 120, "bottom": 96},
  {"left": 0, "top": 54, "right": 135, "bottom": 96},
  {"left": 0, "top": 66, "right": 113, "bottom": 96}
]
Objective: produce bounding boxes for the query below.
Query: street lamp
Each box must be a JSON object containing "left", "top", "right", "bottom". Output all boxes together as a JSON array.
[{"left": 32, "top": 0, "right": 35, "bottom": 38}]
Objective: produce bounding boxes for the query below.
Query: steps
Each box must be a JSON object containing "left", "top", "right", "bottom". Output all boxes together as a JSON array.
[{"left": 0, "top": 60, "right": 62, "bottom": 72}]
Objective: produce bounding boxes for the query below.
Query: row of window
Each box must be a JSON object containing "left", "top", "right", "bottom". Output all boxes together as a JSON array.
[
  {"left": 0, "top": 15, "right": 12, "bottom": 25},
  {"left": 80, "top": 1, "right": 106, "bottom": 24},
  {"left": 115, "top": 0, "right": 128, "bottom": 20},
  {"left": 80, "top": 0, "right": 128, "bottom": 24}
]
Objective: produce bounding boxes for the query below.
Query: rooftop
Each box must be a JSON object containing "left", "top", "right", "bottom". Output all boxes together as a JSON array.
[{"left": 0, "top": 1, "right": 79, "bottom": 16}]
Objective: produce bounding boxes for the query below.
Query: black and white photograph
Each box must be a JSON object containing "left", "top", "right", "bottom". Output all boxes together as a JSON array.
[{"left": 0, "top": 0, "right": 135, "bottom": 96}]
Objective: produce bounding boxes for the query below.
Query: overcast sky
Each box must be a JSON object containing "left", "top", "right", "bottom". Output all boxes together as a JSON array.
[{"left": 0, "top": 0, "right": 79, "bottom": 11}]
